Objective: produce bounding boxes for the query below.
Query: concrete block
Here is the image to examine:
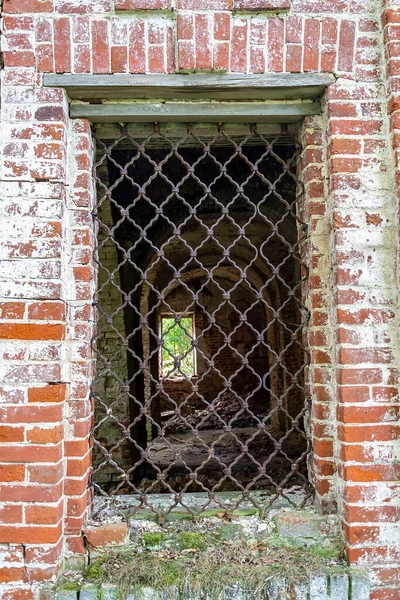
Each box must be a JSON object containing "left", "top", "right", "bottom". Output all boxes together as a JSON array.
[
  {"left": 309, "top": 574, "right": 329, "bottom": 600},
  {"left": 101, "top": 584, "right": 119, "bottom": 599},
  {"left": 126, "top": 588, "right": 180, "bottom": 600},
  {"left": 275, "top": 512, "right": 330, "bottom": 543},
  {"left": 330, "top": 573, "right": 349, "bottom": 598},
  {"left": 289, "top": 581, "right": 308, "bottom": 600},
  {"left": 265, "top": 577, "right": 287, "bottom": 599},
  {"left": 223, "top": 584, "right": 244, "bottom": 599},
  {"left": 351, "top": 572, "right": 370, "bottom": 600},
  {"left": 159, "top": 587, "right": 180, "bottom": 600},
  {"left": 80, "top": 584, "right": 100, "bottom": 600},
  {"left": 56, "top": 593, "right": 78, "bottom": 600}
]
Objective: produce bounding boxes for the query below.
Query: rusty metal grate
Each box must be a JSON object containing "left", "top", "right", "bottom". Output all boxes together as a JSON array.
[{"left": 91, "top": 122, "right": 312, "bottom": 520}]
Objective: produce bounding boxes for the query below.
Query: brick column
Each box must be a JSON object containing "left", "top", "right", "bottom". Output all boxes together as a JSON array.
[
  {"left": 327, "top": 8, "right": 400, "bottom": 593},
  {"left": 0, "top": 74, "right": 70, "bottom": 598}
]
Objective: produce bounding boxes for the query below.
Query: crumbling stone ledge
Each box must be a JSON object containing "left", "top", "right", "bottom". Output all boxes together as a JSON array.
[{"left": 52, "top": 570, "right": 370, "bottom": 599}]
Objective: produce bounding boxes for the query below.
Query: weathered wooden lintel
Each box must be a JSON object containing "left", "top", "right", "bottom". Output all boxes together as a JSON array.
[
  {"left": 43, "top": 73, "right": 334, "bottom": 122},
  {"left": 70, "top": 101, "right": 321, "bottom": 123}
]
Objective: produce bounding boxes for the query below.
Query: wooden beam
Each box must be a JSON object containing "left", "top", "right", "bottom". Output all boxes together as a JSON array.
[
  {"left": 70, "top": 100, "right": 321, "bottom": 122},
  {"left": 93, "top": 121, "right": 292, "bottom": 141},
  {"left": 44, "top": 73, "right": 335, "bottom": 101}
]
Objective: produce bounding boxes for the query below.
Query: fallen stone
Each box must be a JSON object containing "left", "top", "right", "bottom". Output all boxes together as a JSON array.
[{"left": 84, "top": 523, "right": 128, "bottom": 548}]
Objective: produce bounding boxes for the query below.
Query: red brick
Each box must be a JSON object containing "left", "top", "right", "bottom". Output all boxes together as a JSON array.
[
  {"left": 345, "top": 524, "right": 380, "bottom": 545},
  {"left": 338, "top": 20, "right": 356, "bottom": 72},
  {"left": 343, "top": 464, "right": 399, "bottom": 482},
  {"left": 0, "top": 568, "right": 27, "bottom": 584},
  {"left": 83, "top": 523, "right": 128, "bottom": 548},
  {"left": 329, "top": 119, "right": 383, "bottom": 136},
  {"left": 214, "top": 12, "right": 230, "bottom": 41},
  {"left": 35, "top": 16, "right": 52, "bottom": 41},
  {"left": 92, "top": 20, "right": 110, "bottom": 74},
  {"left": 329, "top": 138, "right": 361, "bottom": 155},
  {"left": 286, "top": 15, "right": 302, "bottom": 43},
  {"left": 214, "top": 41, "right": 230, "bottom": 71},
  {"left": 116, "top": 0, "right": 171, "bottom": 7},
  {"left": 26, "top": 503, "right": 63, "bottom": 525},
  {"left": 28, "top": 463, "right": 63, "bottom": 484},
  {"left": 148, "top": 46, "right": 165, "bottom": 73},
  {"left": 74, "top": 44, "right": 91, "bottom": 73},
  {"left": 338, "top": 405, "right": 398, "bottom": 424},
  {"left": 178, "top": 40, "right": 195, "bottom": 70},
  {"left": 195, "top": 14, "right": 212, "bottom": 70},
  {"left": 0, "top": 465, "right": 25, "bottom": 483},
  {"left": 4, "top": 0, "right": 53, "bottom": 12},
  {"left": 54, "top": 18, "right": 71, "bottom": 73},
  {"left": 4, "top": 51, "right": 35, "bottom": 67},
  {"left": 28, "top": 384, "right": 66, "bottom": 403},
  {"left": 129, "top": 21, "right": 145, "bottom": 73},
  {"left": 0, "top": 302, "right": 25, "bottom": 319},
  {"left": 66, "top": 535, "right": 86, "bottom": 555},
  {"left": 0, "top": 323, "right": 64, "bottom": 340},
  {"left": 65, "top": 439, "right": 90, "bottom": 457},
  {"left": 0, "top": 524, "right": 62, "bottom": 545},
  {"left": 24, "top": 541, "right": 63, "bottom": 565},
  {"left": 27, "top": 301, "right": 65, "bottom": 321},
  {"left": 338, "top": 423, "right": 399, "bottom": 443},
  {"left": 0, "top": 444, "right": 63, "bottom": 463},
  {"left": 111, "top": 46, "right": 128, "bottom": 72},
  {"left": 338, "top": 385, "right": 370, "bottom": 403},
  {"left": 234, "top": 0, "right": 290, "bottom": 9},
  {"left": 0, "top": 504, "right": 23, "bottom": 524},
  {"left": 322, "top": 16, "right": 338, "bottom": 44},
  {"left": 4, "top": 16, "right": 34, "bottom": 31},
  {"left": 27, "top": 425, "right": 63, "bottom": 444},
  {"left": 338, "top": 368, "right": 383, "bottom": 385},
  {"left": 286, "top": 44, "right": 302, "bottom": 71},
  {"left": 36, "top": 43, "right": 54, "bottom": 72},
  {"left": 339, "top": 347, "right": 392, "bottom": 365},
  {"left": 267, "top": 18, "right": 284, "bottom": 72},
  {"left": 177, "top": 13, "right": 194, "bottom": 41},
  {"left": 338, "top": 308, "right": 395, "bottom": 325},
  {"left": 0, "top": 426, "right": 24, "bottom": 443},
  {"left": 0, "top": 404, "right": 63, "bottom": 424},
  {"left": 66, "top": 453, "right": 92, "bottom": 477},
  {"left": 0, "top": 482, "right": 63, "bottom": 503},
  {"left": 176, "top": 0, "right": 231, "bottom": 7},
  {"left": 303, "top": 18, "right": 320, "bottom": 71},
  {"left": 231, "top": 19, "right": 248, "bottom": 72}
]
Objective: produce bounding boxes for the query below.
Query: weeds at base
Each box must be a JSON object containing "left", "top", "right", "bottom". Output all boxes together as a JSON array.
[{"left": 57, "top": 535, "right": 346, "bottom": 599}]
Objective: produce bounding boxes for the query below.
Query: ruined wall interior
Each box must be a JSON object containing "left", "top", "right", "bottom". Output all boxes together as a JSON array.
[
  {"left": 1, "top": 0, "right": 400, "bottom": 598},
  {"left": 92, "top": 124, "right": 309, "bottom": 497}
]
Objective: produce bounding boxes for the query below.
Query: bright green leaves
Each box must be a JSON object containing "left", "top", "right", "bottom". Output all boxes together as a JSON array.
[{"left": 161, "top": 316, "right": 195, "bottom": 378}]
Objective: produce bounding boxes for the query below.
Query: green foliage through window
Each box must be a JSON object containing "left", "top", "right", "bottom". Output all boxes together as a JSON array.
[{"left": 161, "top": 316, "right": 194, "bottom": 378}]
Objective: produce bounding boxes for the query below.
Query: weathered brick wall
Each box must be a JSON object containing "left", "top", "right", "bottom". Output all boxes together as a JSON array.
[{"left": 0, "top": 0, "right": 400, "bottom": 598}]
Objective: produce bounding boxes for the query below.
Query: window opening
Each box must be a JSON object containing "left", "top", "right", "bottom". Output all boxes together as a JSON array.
[
  {"left": 161, "top": 315, "right": 195, "bottom": 379},
  {"left": 91, "top": 122, "right": 312, "bottom": 519}
]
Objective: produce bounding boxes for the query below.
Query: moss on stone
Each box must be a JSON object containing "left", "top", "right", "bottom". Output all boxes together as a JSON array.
[
  {"left": 176, "top": 531, "right": 206, "bottom": 551},
  {"left": 142, "top": 532, "right": 167, "bottom": 547}
]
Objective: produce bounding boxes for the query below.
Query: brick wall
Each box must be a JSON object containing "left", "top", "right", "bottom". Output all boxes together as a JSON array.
[{"left": 0, "top": 0, "right": 400, "bottom": 598}]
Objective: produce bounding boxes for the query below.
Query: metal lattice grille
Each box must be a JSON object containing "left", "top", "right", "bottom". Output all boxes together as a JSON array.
[{"left": 91, "top": 123, "right": 312, "bottom": 519}]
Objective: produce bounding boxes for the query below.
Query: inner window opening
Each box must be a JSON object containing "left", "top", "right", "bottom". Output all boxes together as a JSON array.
[
  {"left": 91, "top": 122, "right": 311, "bottom": 518},
  {"left": 161, "top": 315, "right": 196, "bottom": 379}
]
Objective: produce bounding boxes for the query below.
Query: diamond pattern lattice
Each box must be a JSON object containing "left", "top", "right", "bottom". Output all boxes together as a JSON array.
[{"left": 91, "top": 123, "right": 312, "bottom": 520}]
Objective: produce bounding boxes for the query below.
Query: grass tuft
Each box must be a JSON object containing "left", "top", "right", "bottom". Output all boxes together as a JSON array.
[{"left": 79, "top": 533, "right": 346, "bottom": 599}]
